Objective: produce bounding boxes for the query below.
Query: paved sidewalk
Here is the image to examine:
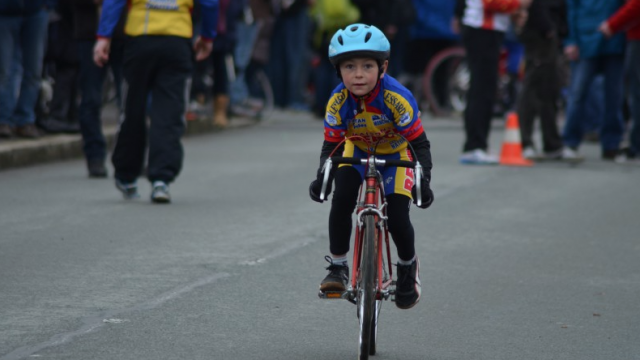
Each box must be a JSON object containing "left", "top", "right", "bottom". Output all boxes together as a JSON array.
[{"left": 0, "top": 105, "right": 260, "bottom": 171}]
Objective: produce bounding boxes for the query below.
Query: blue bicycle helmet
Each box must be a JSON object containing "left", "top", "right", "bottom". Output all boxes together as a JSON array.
[{"left": 328, "top": 24, "right": 390, "bottom": 67}]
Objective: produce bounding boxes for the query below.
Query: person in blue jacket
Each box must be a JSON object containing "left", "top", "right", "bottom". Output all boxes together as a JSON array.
[
  {"left": 561, "top": 0, "right": 626, "bottom": 161},
  {"left": 0, "top": 0, "right": 54, "bottom": 139},
  {"left": 403, "top": 0, "right": 459, "bottom": 87}
]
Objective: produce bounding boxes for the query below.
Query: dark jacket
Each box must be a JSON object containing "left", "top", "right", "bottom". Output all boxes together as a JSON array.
[
  {"left": 68, "top": 0, "right": 126, "bottom": 40},
  {"left": 0, "top": 0, "right": 52, "bottom": 15},
  {"left": 352, "top": 0, "right": 415, "bottom": 31},
  {"left": 519, "top": 0, "right": 567, "bottom": 40}
]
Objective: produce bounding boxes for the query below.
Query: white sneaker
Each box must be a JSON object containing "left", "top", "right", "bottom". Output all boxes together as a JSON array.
[
  {"left": 522, "top": 147, "right": 539, "bottom": 160},
  {"left": 614, "top": 152, "right": 640, "bottom": 164},
  {"left": 561, "top": 147, "right": 584, "bottom": 163},
  {"left": 459, "top": 149, "right": 499, "bottom": 165},
  {"left": 150, "top": 181, "right": 171, "bottom": 203}
]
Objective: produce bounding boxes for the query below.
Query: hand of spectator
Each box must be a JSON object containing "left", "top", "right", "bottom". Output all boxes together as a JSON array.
[
  {"left": 93, "top": 38, "right": 111, "bottom": 68},
  {"left": 512, "top": 9, "right": 528, "bottom": 30},
  {"left": 519, "top": 0, "right": 532, "bottom": 9},
  {"left": 564, "top": 45, "right": 580, "bottom": 62},
  {"left": 451, "top": 18, "right": 460, "bottom": 34},
  {"left": 598, "top": 21, "right": 613, "bottom": 38},
  {"left": 193, "top": 36, "right": 213, "bottom": 61}
]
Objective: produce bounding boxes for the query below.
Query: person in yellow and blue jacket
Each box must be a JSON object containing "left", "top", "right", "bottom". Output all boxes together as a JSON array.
[
  {"left": 309, "top": 24, "right": 434, "bottom": 310},
  {"left": 93, "top": 0, "right": 219, "bottom": 203}
]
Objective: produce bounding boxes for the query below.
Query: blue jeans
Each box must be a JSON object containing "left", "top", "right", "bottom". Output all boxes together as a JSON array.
[
  {"left": 267, "top": 10, "right": 310, "bottom": 108},
  {"left": 562, "top": 55, "right": 625, "bottom": 151},
  {"left": 566, "top": 62, "right": 604, "bottom": 134},
  {"left": 626, "top": 41, "right": 640, "bottom": 155},
  {"left": 230, "top": 21, "right": 259, "bottom": 105},
  {"left": 0, "top": 10, "right": 48, "bottom": 127},
  {"left": 313, "top": 54, "right": 340, "bottom": 116}
]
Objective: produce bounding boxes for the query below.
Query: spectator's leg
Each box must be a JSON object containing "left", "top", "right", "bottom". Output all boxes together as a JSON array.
[
  {"left": 282, "top": 10, "right": 310, "bottom": 109},
  {"left": 536, "top": 36, "right": 562, "bottom": 153},
  {"left": 267, "top": 17, "right": 287, "bottom": 108},
  {"left": 600, "top": 55, "right": 625, "bottom": 154},
  {"left": 461, "top": 26, "right": 503, "bottom": 152},
  {"left": 12, "top": 9, "right": 48, "bottom": 127},
  {"left": 626, "top": 41, "right": 640, "bottom": 156},
  {"left": 146, "top": 37, "right": 192, "bottom": 184},
  {"left": 108, "top": 39, "right": 126, "bottom": 113},
  {"left": 112, "top": 38, "right": 153, "bottom": 183},
  {"left": 516, "top": 40, "right": 540, "bottom": 151},
  {"left": 562, "top": 59, "right": 597, "bottom": 149},
  {"left": 0, "top": 15, "right": 19, "bottom": 127},
  {"left": 77, "top": 40, "right": 107, "bottom": 162}
]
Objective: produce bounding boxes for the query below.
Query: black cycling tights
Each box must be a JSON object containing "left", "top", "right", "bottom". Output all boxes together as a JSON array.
[{"left": 328, "top": 167, "right": 416, "bottom": 262}]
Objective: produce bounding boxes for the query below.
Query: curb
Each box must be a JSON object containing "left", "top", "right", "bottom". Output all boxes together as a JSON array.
[{"left": 0, "top": 115, "right": 258, "bottom": 172}]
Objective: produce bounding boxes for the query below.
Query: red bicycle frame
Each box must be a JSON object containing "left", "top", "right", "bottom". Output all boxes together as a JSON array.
[{"left": 350, "top": 159, "right": 394, "bottom": 299}]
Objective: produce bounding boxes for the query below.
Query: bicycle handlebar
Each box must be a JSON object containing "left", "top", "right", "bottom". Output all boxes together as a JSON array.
[
  {"left": 329, "top": 156, "right": 416, "bottom": 168},
  {"left": 320, "top": 156, "right": 424, "bottom": 207}
]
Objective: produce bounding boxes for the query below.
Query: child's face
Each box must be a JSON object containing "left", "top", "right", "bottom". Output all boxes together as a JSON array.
[{"left": 339, "top": 58, "right": 387, "bottom": 97}]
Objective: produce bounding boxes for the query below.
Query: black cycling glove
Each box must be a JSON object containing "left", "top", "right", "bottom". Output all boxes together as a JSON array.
[
  {"left": 309, "top": 141, "right": 344, "bottom": 203},
  {"left": 309, "top": 167, "right": 332, "bottom": 203},
  {"left": 408, "top": 132, "right": 434, "bottom": 209},
  {"left": 411, "top": 178, "right": 434, "bottom": 209}
]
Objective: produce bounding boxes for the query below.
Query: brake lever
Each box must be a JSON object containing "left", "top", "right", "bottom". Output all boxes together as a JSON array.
[
  {"left": 320, "top": 158, "right": 333, "bottom": 201},
  {"left": 415, "top": 162, "right": 423, "bottom": 207}
]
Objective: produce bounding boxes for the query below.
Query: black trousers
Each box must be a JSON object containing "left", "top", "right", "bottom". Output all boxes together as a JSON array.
[
  {"left": 329, "top": 167, "right": 416, "bottom": 262},
  {"left": 516, "top": 33, "right": 563, "bottom": 152},
  {"left": 461, "top": 26, "right": 504, "bottom": 152},
  {"left": 112, "top": 36, "right": 193, "bottom": 183}
]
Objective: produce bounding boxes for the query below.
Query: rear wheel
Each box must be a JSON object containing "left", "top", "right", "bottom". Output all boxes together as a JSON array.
[
  {"left": 357, "top": 215, "right": 378, "bottom": 360},
  {"left": 422, "top": 46, "right": 468, "bottom": 117}
]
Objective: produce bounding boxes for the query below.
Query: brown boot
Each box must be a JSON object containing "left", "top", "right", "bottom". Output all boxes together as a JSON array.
[
  {"left": 15, "top": 124, "right": 40, "bottom": 139},
  {"left": 212, "top": 95, "right": 230, "bottom": 128}
]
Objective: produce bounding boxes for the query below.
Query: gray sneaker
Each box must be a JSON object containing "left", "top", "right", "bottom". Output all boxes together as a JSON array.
[
  {"left": 522, "top": 147, "right": 541, "bottom": 160},
  {"left": 115, "top": 179, "right": 139, "bottom": 199},
  {"left": 150, "top": 181, "right": 171, "bottom": 203},
  {"left": 560, "top": 147, "right": 584, "bottom": 163}
]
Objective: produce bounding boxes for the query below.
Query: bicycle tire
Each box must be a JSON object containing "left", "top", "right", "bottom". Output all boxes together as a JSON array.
[
  {"left": 422, "top": 46, "right": 468, "bottom": 117},
  {"left": 369, "top": 299, "right": 381, "bottom": 355},
  {"left": 357, "top": 215, "right": 377, "bottom": 360}
]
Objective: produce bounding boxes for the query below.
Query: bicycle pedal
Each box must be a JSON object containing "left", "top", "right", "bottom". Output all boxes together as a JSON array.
[{"left": 318, "top": 290, "right": 346, "bottom": 300}]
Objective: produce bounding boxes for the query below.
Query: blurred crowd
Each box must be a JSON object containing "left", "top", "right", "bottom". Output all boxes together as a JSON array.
[{"left": 1, "top": 0, "right": 639, "bottom": 168}]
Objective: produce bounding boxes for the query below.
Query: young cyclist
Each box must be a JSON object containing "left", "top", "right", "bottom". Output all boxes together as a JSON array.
[{"left": 308, "top": 23, "right": 434, "bottom": 309}]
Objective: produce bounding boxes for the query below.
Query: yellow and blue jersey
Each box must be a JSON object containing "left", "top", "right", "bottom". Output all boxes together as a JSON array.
[
  {"left": 323, "top": 75, "right": 425, "bottom": 197},
  {"left": 97, "top": 0, "right": 219, "bottom": 39},
  {"left": 323, "top": 74, "right": 425, "bottom": 155}
]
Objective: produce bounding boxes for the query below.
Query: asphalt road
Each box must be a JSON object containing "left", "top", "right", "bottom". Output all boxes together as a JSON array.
[{"left": 1, "top": 112, "right": 639, "bottom": 360}]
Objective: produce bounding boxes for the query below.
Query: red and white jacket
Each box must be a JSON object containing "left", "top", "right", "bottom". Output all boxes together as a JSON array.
[
  {"left": 607, "top": 0, "right": 640, "bottom": 40},
  {"left": 462, "top": 0, "right": 521, "bottom": 32}
]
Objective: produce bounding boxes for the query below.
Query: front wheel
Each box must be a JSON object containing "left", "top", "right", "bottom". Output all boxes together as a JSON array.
[
  {"left": 358, "top": 215, "right": 378, "bottom": 360},
  {"left": 369, "top": 299, "right": 381, "bottom": 355}
]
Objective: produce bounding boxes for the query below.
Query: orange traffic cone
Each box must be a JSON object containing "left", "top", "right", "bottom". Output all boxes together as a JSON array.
[{"left": 499, "top": 112, "right": 533, "bottom": 167}]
